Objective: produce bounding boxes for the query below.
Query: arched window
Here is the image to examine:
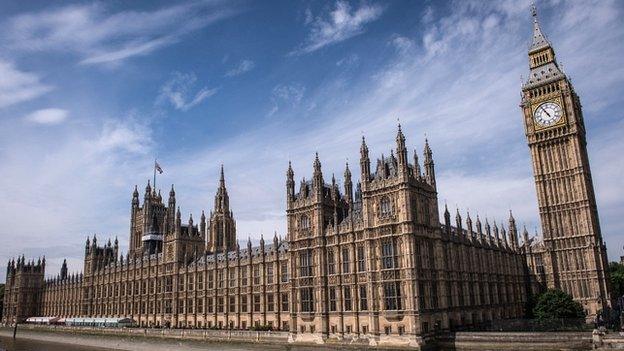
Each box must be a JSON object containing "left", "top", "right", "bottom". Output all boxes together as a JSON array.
[
  {"left": 380, "top": 196, "right": 392, "bottom": 217},
  {"left": 300, "top": 214, "right": 310, "bottom": 230}
]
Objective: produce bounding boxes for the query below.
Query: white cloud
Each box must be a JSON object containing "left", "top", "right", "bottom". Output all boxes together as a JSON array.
[
  {"left": 2, "top": 2, "right": 240, "bottom": 65},
  {"left": 291, "top": 1, "right": 384, "bottom": 55},
  {"left": 24, "top": 108, "right": 69, "bottom": 125},
  {"left": 225, "top": 59, "right": 255, "bottom": 77},
  {"left": 0, "top": 112, "right": 154, "bottom": 279},
  {"left": 268, "top": 83, "right": 305, "bottom": 116},
  {"left": 0, "top": 60, "right": 52, "bottom": 109},
  {"left": 2, "top": 0, "right": 624, "bottom": 280},
  {"left": 158, "top": 72, "right": 217, "bottom": 112}
]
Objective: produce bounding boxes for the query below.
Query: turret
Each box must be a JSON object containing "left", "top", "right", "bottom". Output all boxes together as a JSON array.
[
  {"left": 175, "top": 207, "right": 182, "bottom": 235},
  {"left": 396, "top": 124, "right": 408, "bottom": 175},
  {"left": 168, "top": 185, "right": 176, "bottom": 207},
  {"left": 60, "top": 259, "right": 68, "bottom": 280},
  {"left": 466, "top": 211, "right": 474, "bottom": 240},
  {"left": 360, "top": 136, "right": 371, "bottom": 183},
  {"left": 413, "top": 150, "right": 421, "bottom": 178},
  {"left": 312, "top": 153, "right": 323, "bottom": 198},
  {"left": 200, "top": 210, "right": 206, "bottom": 237},
  {"left": 144, "top": 180, "right": 152, "bottom": 201},
  {"left": 523, "top": 225, "right": 530, "bottom": 247},
  {"left": 214, "top": 165, "right": 230, "bottom": 212},
  {"left": 455, "top": 208, "right": 463, "bottom": 234},
  {"left": 423, "top": 139, "right": 436, "bottom": 189},
  {"left": 287, "top": 161, "right": 295, "bottom": 202},
  {"left": 132, "top": 185, "right": 139, "bottom": 207},
  {"left": 188, "top": 213, "right": 194, "bottom": 234},
  {"left": 508, "top": 210, "right": 518, "bottom": 250},
  {"left": 443, "top": 204, "right": 451, "bottom": 235},
  {"left": 344, "top": 162, "right": 353, "bottom": 205}
]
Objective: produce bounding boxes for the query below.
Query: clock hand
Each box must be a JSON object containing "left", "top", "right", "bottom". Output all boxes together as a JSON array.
[{"left": 540, "top": 106, "right": 551, "bottom": 118}]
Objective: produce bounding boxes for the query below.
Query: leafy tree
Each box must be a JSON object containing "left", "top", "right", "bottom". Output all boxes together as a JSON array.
[
  {"left": 609, "top": 261, "right": 624, "bottom": 298},
  {"left": 533, "top": 289, "right": 585, "bottom": 321}
]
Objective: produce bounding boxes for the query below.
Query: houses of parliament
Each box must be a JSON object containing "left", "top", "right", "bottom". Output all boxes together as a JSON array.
[{"left": 2, "top": 6, "right": 613, "bottom": 347}]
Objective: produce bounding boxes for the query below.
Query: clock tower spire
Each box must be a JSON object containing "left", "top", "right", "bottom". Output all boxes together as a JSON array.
[{"left": 521, "top": 3, "right": 611, "bottom": 320}]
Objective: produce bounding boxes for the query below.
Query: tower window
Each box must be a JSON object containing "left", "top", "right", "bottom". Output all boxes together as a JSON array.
[
  {"left": 301, "top": 287, "right": 314, "bottom": 312},
  {"left": 380, "top": 196, "right": 392, "bottom": 217},
  {"left": 342, "top": 248, "right": 350, "bottom": 273},
  {"left": 300, "top": 215, "right": 310, "bottom": 230},
  {"left": 327, "top": 249, "right": 335, "bottom": 275},
  {"left": 382, "top": 239, "right": 398, "bottom": 269},
  {"left": 357, "top": 246, "right": 366, "bottom": 272},
  {"left": 384, "top": 282, "right": 402, "bottom": 310},
  {"left": 299, "top": 250, "right": 313, "bottom": 277}
]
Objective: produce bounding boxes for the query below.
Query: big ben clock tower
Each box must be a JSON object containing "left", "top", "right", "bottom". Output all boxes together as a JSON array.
[{"left": 521, "top": 5, "right": 611, "bottom": 318}]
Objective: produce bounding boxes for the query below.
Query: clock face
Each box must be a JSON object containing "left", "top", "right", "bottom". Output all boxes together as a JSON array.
[{"left": 534, "top": 101, "right": 563, "bottom": 127}]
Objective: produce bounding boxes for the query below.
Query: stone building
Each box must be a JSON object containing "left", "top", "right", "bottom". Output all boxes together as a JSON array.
[
  {"left": 519, "top": 4, "right": 611, "bottom": 318},
  {"left": 2, "top": 4, "right": 613, "bottom": 347}
]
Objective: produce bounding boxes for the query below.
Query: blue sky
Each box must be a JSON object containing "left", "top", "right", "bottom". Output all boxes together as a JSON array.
[{"left": 0, "top": 0, "right": 623, "bottom": 280}]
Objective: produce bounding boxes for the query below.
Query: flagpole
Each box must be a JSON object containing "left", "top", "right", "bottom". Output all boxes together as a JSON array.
[{"left": 153, "top": 159, "right": 157, "bottom": 192}]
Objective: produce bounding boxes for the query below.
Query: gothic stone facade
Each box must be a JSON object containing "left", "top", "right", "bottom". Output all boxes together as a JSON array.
[
  {"left": 2, "top": 6, "right": 612, "bottom": 347},
  {"left": 2, "top": 130, "right": 527, "bottom": 347}
]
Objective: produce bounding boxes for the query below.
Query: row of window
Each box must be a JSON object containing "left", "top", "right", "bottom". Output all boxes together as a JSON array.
[
  {"left": 300, "top": 282, "right": 401, "bottom": 313},
  {"left": 89, "top": 293, "right": 290, "bottom": 316},
  {"left": 87, "top": 263, "right": 289, "bottom": 299},
  {"left": 300, "top": 240, "right": 399, "bottom": 278}
]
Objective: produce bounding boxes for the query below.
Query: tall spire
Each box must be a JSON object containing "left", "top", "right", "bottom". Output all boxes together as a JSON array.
[
  {"left": 529, "top": 3, "right": 550, "bottom": 53},
  {"left": 360, "top": 136, "right": 370, "bottom": 182},
  {"left": 287, "top": 161, "right": 295, "bottom": 202},
  {"left": 214, "top": 165, "right": 229, "bottom": 212},
  {"left": 423, "top": 138, "right": 436, "bottom": 189},
  {"left": 344, "top": 162, "right": 353, "bottom": 204},
  {"left": 396, "top": 123, "right": 408, "bottom": 173}
]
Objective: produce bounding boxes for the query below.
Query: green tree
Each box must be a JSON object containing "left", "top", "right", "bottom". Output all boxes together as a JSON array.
[
  {"left": 609, "top": 261, "right": 624, "bottom": 298},
  {"left": 533, "top": 289, "right": 585, "bottom": 321}
]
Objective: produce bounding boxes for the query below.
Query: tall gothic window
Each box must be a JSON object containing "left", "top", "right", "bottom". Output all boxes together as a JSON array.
[
  {"left": 281, "top": 292, "right": 289, "bottom": 311},
  {"left": 359, "top": 286, "right": 368, "bottom": 311},
  {"left": 381, "top": 239, "right": 398, "bottom": 269},
  {"left": 329, "top": 287, "right": 337, "bottom": 311},
  {"left": 384, "top": 282, "right": 402, "bottom": 310},
  {"left": 342, "top": 248, "right": 350, "bottom": 274},
  {"left": 299, "top": 250, "right": 313, "bottom": 277},
  {"left": 253, "top": 265, "right": 261, "bottom": 285},
  {"left": 301, "top": 287, "right": 314, "bottom": 312},
  {"left": 344, "top": 287, "right": 352, "bottom": 311},
  {"left": 357, "top": 246, "right": 366, "bottom": 272},
  {"left": 280, "top": 262, "right": 288, "bottom": 282},
  {"left": 327, "top": 249, "right": 335, "bottom": 275},
  {"left": 380, "top": 196, "right": 392, "bottom": 217},
  {"left": 300, "top": 214, "right": 310, "bottom": 230}
]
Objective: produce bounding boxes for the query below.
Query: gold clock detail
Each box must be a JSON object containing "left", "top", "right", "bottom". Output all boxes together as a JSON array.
[{"left": 533, "top": 101, "right": 563, "bottom": 127}]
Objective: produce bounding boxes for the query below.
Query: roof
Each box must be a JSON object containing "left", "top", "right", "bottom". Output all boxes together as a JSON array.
[{"left": 524, "top": 62, "right": 563, "bottom": 88}]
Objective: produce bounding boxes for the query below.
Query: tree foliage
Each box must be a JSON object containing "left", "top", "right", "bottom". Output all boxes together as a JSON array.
[
  {"left": 609, "top": 261, "right": 624, "bottom": 298},
  {"left": 533, "top": 289, "right": 585, "bottom": 321}
]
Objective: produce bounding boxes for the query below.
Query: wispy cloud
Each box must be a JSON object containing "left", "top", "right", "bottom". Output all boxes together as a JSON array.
[
  {"left": 158, "top": 72, "right": 217, "bottom": 111},
  {"left": 225, "top": 59, "right": 255, "bottom": 77},
  {"left": 0, "top": 60, "right": 52, "bottom": 109},
  {"left": 24, "top": 108, "right": 68, "bottom": 125},
  {"left": 291, "top": 1, "right": 384, "bottom": 55},
  {"left": 2, "top": 1, "right": 240, "bottom": 66},
  {"left": 268, "top": 83, "right": 305, "bottom": 116}
]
